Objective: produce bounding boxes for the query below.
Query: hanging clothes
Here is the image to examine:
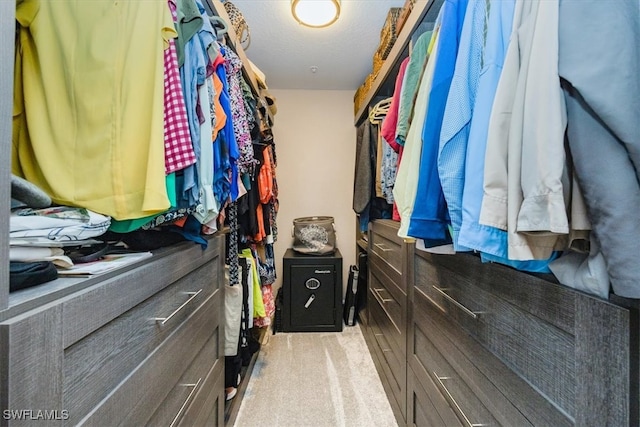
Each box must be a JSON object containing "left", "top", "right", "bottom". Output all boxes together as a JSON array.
[
  {"left": 479, "top": 0, "right": 568, "bottom": 261},
  {"left": 211, "top": 71, "right": 228, "bottom": 141},
  {"left": 370, "top": 98, "right": 392, "bottom": 200},
  {"left": 193, "top": 77, "right": 219, "bottom": 225},
  {"left": 191, "top": 4, "right": 222, "bottom": 226},
  {"left": 353, "top": 122, "right": 374, "bottom": 215},
  {"left": 457, "top": 0, "right": 515, "bottom": 257},
  {"left": 163, "top": 37, "right": 197, "bottom": 175},
  {"left": 395, "top": 31, "right": 433, "bottom": 148},
  {"left": 394, "top": 28, "right": 441, "bottom": 239},
  {"left": 371, "top": 98, "right": 399, "bottom": 206},
  {"left": 13, "top": 1, "right": 174, "bottom": 220},
  {"left": 213, "top": 49, "right": 240, "bottom": 205},
  {"left": 223, "top": 47, "right": 256, "bottom": 177},
  {"left": 240, "top": 249, "right": 267, "bottom": 323},
  {"left": 407, "top": 0, "right": 468, "bottom": 242},
  {"left": 380, "top": 61, "right": 405, "bottom": 153},
  {"left": 437, "top": 0, "right": 485, "bottom": 251},
  {"left": 176, "top": 0, "right": 217, "bottom": 208},
  {"left": 558, "top": 0, "right": 640, "bottom": 297}
]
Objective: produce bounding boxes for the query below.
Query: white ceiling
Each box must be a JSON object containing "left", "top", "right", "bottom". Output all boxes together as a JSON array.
[{"left": 228, "top": 0, "right": 406, "bottom": 91}]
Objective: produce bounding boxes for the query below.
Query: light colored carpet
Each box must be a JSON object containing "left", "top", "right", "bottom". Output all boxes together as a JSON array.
[{"left": 233, "top": 324, "right": 398, "bottom": 427}]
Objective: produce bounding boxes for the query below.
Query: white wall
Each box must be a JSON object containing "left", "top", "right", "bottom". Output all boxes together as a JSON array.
[{"left": 270, "top": 89, "right": 356, "bottom": 296}]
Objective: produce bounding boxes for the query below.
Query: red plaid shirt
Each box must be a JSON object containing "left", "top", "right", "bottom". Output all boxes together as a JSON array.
[{"left": 163, "top": 38, "right": 197, "bottom": 175}]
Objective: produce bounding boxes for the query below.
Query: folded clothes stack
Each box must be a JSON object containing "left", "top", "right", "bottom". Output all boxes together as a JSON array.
[{"left": 9, "top": 174, "right": 112, "bottom": 292}]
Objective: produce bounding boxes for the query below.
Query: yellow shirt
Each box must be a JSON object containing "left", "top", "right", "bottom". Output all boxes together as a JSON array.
[{"left": 13, "top": 0, "right": 176, "bottom": 220}]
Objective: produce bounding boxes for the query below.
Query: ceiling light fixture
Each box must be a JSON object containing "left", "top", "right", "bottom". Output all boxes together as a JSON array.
[{"left": 291, "top": 0, "right": 341, "bottom": 28}]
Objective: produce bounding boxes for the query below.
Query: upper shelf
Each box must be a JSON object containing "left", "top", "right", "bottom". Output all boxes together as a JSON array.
[{"left": 353, "top": 0, "right": 440, "bottom": 125}]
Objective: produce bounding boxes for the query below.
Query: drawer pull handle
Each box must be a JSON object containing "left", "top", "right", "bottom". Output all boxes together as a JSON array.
[
  {"left": 434, "top": 373, "right": 487, "bottom": 427},
  {"left": 373, "top": 288, "right": 393, "bottom": 303},
  {"left": 374, "top": 243, "right": 393, "bottom": 252},
  {"left": 432, "top": 286, "right": 479, "bottom": 319},
  {"left": 155, "top": 289, "right": 203, "bottom": 325},
  {"left": 169, "top": 377, "right": 203, "bottom": 427}
]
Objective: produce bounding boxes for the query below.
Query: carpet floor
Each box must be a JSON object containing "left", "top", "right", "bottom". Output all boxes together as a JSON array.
[{"left": 232, "top": 324, "right": 398, "bottom": 427}]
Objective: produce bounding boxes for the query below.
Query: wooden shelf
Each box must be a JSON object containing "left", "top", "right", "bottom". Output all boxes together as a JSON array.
[{"left": 353, "top": 0, "right": 441, "bottom": 125}]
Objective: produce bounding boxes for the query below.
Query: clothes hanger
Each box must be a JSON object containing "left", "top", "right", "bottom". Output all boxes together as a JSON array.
[
  {"left": 209, "top": 15, "right": 229, "bottom": 41},
  {"left": 369, "top": 97, "right": 392, "bottom": 124}
]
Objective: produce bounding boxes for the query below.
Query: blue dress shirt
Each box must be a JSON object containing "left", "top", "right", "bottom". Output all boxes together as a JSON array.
[
  {"left": 408, "top": 0, "right": 468, "bottom": 242},
  {"left": 457, "top": 0, "right": 553, "bottom": 272},
  {"left": 437, "top": 0, "right": 485, "bottom": 251}
]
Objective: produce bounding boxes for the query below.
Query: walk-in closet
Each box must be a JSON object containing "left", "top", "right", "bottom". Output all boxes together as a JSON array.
[{"left": 2, "top": 0, "right": 639, "bottom": 426}]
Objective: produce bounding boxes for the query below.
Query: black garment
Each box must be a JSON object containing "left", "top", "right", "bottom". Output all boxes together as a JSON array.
[
  {"left": 10, "top": 261, "right": 58, "bottom": 292},
  {"left": 353, "top": 121, "right": 372, "bottom": 214}
]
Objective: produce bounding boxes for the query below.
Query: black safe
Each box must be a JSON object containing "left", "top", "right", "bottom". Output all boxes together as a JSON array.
[{"left": 281, "top": 248, "right": 343, "bottom": 332}]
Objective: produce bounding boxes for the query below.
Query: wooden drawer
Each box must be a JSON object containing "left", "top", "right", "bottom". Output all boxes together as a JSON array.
[
  {"left": 366, "top": 295, "right": 406, "bottom": 424},
  {"left": 78, "top": 290, "right": 222, "bottom": 426},
  {"left": 413, "top": 289, "right": 546, "bottom": 427},
  {"left": 146, "top": 318, "right": 223, "bottom": 426},
  {"left": 408, "top": 365, "right": 460, "bottom": 427},
  {"left": 369, "top": 289, "right": 404, "bottom": 392},
  {"left": 0, "top": 235, "right": 226, "bottom": 427},
  {"left": 62, "top": 240, "right": 223, "bottom": 348},
  {"left": 414, "top": 252, "right": 574, "bottom": 412},
  {"left": 62, "top": 260, "right": 221, "bottom": 423},
  {"left": 177, "top": 365, "right": 224, "bottom": 427},
  {"left": 412, "top": 299, "right": 501, "bottom": 426},
  {"left": 369, "top": 262, "right": 405, "bottom": 347},
  {"left": 413, "top": 251, "right": 631, "bottom": 425},
  {"left": 369, "top": 220, "right": 404, "bottom": 280}
]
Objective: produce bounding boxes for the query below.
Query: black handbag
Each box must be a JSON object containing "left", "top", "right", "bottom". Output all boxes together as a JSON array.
[{"left": 292, "top": 216, "right": 336, "bottom": 256}]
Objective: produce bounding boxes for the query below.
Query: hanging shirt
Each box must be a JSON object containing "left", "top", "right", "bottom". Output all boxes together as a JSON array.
[
  {"left": 173, "top": 0, "right": 203, "bottom": 67},
  {"left": 223, "top": 48, "right": 256, "bottom": 177},
  {"left": 353, "top": 121, "right": 374, "bottom": 215},
  {"left": 558, "top": 0, "right": 640, "bottom": 297},
  {"left": 408, "top": 0, "right": 469, "bottom": 242},
  {"left": 480, "top": 0, "right": 568, "bottom": 260},
  {"left": 457, "top": 0, "right": 515, "bottom": 256},
  {"left": 437, "top": 0, "right": 485, "bottom": 251},
  {"left": 394, "top": 29, "right": 441, "bottom": 239},
  {"left": 451, "top": 0, "right": 551, "bottom": 272},
  {"left": 380, "top": 135, "right": 399, "bottom": 205},
  {"left": 240, "top": 249, "right": 267, "bottom": 322},
  {"left": 177, "top": 0, "right": 217, "bottom": 208},
  {"left": 380, "top": 57, "right": 410, "bottom": 152},
  {"left": 164, "top": 37, "right": 197, "bottom": 175},
  {"left": 13, "top": 0, "right": 174, "bottom": 220},
  {"left": 395, "top": 31, "right": 433, "bottom": 147},
  {"left": 211, "top": 72, "right": 227, "bottom": 141},
  {"left": 214, "top": 49, "right": 240, "bottom": 204},
  {"left": 193, "top": 78, "right": 219, "bottom": 225}
]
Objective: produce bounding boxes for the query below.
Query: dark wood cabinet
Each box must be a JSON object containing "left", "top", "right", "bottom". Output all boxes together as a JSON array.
[
  {"left": 363, "top": 220, "right": 412, "bottom": 426},
  {"left": 0, "top": 237, "right": 226, "bottom": 427},
  {"left": 409, "top": 250, "right": 633, "bottom": 427},
  {"left": 359, "top": 219, "right": 638, "bottom": 427}
]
